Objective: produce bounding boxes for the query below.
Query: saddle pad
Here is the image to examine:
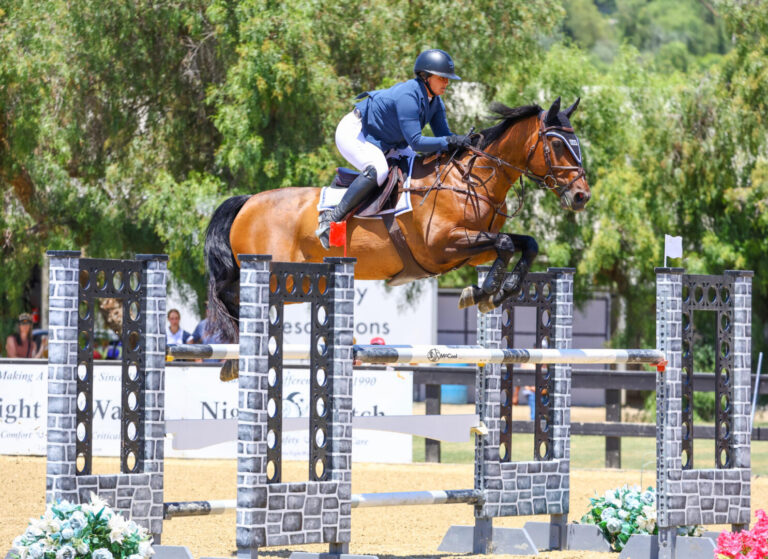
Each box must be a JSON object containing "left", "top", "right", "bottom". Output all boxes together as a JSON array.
[{"left": 318, "top": 156, "right": 414, "bottom": 218}]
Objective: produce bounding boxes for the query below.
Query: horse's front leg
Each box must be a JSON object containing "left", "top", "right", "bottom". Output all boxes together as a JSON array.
[
  {"left": 457, "top": 233, "right": 538, "bottom": 313},
  {"left": 483, "top": 234, "right": 538, "bottom": 311}
]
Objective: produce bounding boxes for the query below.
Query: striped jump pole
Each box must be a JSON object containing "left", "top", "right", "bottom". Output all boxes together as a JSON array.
[
  {"left": 167, "top": 343, "right": 308, "bottom": 361},
  {"left": 353, "top": 345, "right": 666, "bottom": 366},
  {"left": 169, "top": 343, "right": 665, "bottom": 366},
  {"left": 164, "top": 489, "right": 482, "bottom": 519}
]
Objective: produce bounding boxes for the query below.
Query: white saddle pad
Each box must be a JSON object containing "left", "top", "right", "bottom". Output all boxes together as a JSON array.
[{"left": 317, "top": 156, "right": 414, "bottom": 218}]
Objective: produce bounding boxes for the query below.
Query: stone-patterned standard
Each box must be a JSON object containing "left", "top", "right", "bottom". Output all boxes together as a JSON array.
[
  {"left": 475, "top": 269, "right": 573, "bottom": 524},
  {"left": 236, "top": 256, "right": 355, "bottom": 556},
  {"left": 655, "top": 268, "right": 752, "bottom": 559},
  {"left": 45, "top": 252, "right": 167, "bottom": 539}
]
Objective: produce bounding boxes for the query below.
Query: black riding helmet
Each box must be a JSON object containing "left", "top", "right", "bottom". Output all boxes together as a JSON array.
[{"left": 413, "top": 49, "right": 461, "bottom": 80}]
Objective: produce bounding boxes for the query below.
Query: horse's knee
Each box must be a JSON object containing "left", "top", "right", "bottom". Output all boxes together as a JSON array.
[{"left": 494, "top": 235, "right": 516, "bottom": 257}]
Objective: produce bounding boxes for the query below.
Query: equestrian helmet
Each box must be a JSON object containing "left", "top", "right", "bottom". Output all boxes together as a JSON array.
[{"left": 414, "top": 49, "right": 461, "bottom": 80}]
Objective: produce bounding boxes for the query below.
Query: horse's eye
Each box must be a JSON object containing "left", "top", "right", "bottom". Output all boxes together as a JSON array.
[{"left": 551, "top": 139, "right": 565, "bottom": 156}]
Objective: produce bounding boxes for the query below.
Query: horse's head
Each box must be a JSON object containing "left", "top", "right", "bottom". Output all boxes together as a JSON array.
[{"left": 526, "top": 97, "right": 591, "bottom": 211}]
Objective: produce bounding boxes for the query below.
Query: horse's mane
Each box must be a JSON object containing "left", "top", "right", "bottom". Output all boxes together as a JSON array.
[{"left": 477, "top": 103, "right": 543, "bottom": 150}]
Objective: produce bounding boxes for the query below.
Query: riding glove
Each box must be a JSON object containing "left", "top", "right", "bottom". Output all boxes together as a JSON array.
[{"left": 446, "top": 134, "right": 472, "bottom": 149}]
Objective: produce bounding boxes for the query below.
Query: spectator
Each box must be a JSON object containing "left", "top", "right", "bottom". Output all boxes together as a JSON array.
[
  {"left": 513, "top": 385, "right": 536, "bottom": 421},
  {"left": 189, "top": 305, "right": 225, "bottom": 364},
  {"left": 166, "top": 308, "right": 192, "bottom": 346},
  {"left": 5, "top": 313, "right": 45, "bottom": 358}
]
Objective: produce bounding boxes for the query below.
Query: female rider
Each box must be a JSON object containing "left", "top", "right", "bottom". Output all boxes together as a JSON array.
[{"left": 315, "top": 48, "right": 471, "bottom": 249}]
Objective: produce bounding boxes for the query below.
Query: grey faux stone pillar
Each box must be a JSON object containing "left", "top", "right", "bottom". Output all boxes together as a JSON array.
[
  {"left": 470, "top": 268, "right": 573, "bottom": 553},
  {"left": 655, "top": 269, "right": 752, "bottom": 559},
  {"left": 45, "top": 252, "right": 167, "bottom": 539},
  {"left": 727, "top": 270, "right": 752, "bottom": 532},
  {"left": 46, "top": 250, "right": 82, "bottom": 503},
  {"left": 655, "top": 267, "right": 683, "bottom": 559},
  {"left": 236, "top": 256, "right": 355, "bottom": 559}
]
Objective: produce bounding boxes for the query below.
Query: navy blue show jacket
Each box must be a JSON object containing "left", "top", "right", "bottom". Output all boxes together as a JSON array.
[{"left": 354, "top": 78, "right": 452, "bottom": 153}]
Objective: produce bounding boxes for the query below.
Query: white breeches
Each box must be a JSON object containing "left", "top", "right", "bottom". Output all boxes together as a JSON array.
[{"left": 335, "top": 110, "right": 415, "bottom": 186}]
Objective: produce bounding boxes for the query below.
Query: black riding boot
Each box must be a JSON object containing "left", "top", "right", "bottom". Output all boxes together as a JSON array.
[{"left": 316, "top": 165, "right": 379, "bottom": 249}]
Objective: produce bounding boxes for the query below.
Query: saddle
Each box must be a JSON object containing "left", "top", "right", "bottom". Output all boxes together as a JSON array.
[
  {"left": 329, "top": 157, "right": 409, "bottom": 217},
  {"left": 328, "top": 158, "right": 436, "bottom": 285}
]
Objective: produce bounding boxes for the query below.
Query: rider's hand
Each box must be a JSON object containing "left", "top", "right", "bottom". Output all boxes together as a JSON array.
[{"left": 445, "top": 134, "right": 472, "bottom": 149}]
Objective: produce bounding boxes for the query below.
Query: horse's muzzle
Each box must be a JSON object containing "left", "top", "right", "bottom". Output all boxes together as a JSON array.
[{"left": 562, "top": 184, "right": 591, "bottom": 212}]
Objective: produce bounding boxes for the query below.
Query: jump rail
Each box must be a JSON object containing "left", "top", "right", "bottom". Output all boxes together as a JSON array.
[
  {"left": 168, "top": 343, "right": 665, "bottom": 366},
  {"left": 164, "top": 489, "right": 483, "bottom": 519}
]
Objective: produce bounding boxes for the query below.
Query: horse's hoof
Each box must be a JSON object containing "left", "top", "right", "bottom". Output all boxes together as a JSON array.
[
  {"left": 219, "top": 360, "right": 239, "bottom": 382},
  {"left": 478, "top": 298, "right": 498, "bottom": 314},
  {"left": 458, "top": 286, "right": 478, "bottom": 309}
]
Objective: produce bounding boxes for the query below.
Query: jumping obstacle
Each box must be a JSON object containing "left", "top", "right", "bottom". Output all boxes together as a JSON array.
[
  {"left": 164, "top": 489, "right": 483, "bottom": 518},
  {"left": 43, "top": 251, "right": 753, "bottom": 559},
  {"left": 169, "top": 343, "right": 665, "bottom": 366}
]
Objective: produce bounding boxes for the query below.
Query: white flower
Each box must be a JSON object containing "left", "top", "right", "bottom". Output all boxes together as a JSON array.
[
  {"left": 107, "top": 514, "right": 129, "bottom": 543},
  {"left": 108, "top": 515, "right": 128, "bottom": 531},
  {"left": 85, "top": 494, "right": 112, "bottom": 517},
  {"left": 28, "top": 542, "right": 46, "bottom": 559},
  {"left": 618, "top": 509, "right": 630, "bottom": 520},
  {"left": 600, "top": 508, "right": 617, "bottom": 521},
  {"left": 75, "top": 542, "right": 89, "bottom": 555},
  {"left": 48, "top": 519, "right": 62, "bottom": 533},
  {"left": 642, "top": 505, "right": 657, "bottom": 522},
  {"left": 606, "top": 517, "right": 622, "bottom": 534},
  {"left": 138, "top": 541, "right": 154, "bottom": 558},
  {"left": 641, "top": 490, "right": 655, "bottom": 504},
  {"left": 56, "top": 545, "right": 76, "bottom": 559},
  {"left": 129, "top": 554, "right": 143, "bottom": 559},
  {"left": 61, "top": 528, "right": 74, "bottom": 540},
  {"left": 92, "top": 549, "right": 114, "bottom": 559},
  {"left": 68, "top": 512, "right": 87, "bottom": 533}
]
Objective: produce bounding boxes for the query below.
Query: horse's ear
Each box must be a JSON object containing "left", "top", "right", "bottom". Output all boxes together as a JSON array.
[
  {"left": 564, "top": 97, "right": 580, "bottom": 118},
  {"left": 545, "top": 97, "right": 561, "bottom": 124}
]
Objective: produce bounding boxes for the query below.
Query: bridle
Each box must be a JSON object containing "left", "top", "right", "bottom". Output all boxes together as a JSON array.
[
  {"left": 522, "top": 115, "right": 586, "bottom": 196},
  {"left": 404, "top": 113, "right": 586, "bottom": 221},
  {"left": 464, "top": 113, "right": 585, "bottom": 197}
]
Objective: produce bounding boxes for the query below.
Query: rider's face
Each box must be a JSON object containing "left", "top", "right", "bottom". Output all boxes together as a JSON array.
[{"left": 427, "top": 75, "right": 450, "bottom": 96}]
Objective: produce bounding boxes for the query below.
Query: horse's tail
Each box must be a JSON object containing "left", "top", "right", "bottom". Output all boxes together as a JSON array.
[{"left": 204, "top": 195, "right": 250, "bottom": 343}]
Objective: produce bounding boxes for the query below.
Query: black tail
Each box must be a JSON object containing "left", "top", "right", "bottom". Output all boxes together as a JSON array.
[{"left": 204, "top": 195, "right": 250, "bottom": 343}]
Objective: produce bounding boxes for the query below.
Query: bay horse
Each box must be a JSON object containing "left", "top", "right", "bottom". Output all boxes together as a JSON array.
[{"left": 205, "top": 97, "right": 589, "bottom": 358}]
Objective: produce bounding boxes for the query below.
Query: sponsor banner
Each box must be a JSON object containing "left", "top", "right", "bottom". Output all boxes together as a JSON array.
[
  {"left": 0, "top": 362, "right": 413, "bottom": 463},
  {"left": 281, "top": 279, "right": 437, "bottom": 347}
]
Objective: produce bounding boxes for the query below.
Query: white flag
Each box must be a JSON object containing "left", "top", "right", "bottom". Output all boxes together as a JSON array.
[{"left": 664, "top": 234, "right": 683, "bottom": 266}]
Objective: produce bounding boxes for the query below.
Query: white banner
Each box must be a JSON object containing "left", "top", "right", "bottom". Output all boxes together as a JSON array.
[{"left": 0, "top": 362, "right": 413, "bottom": 463}]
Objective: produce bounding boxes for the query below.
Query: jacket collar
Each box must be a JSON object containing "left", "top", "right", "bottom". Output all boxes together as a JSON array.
[{"left": 414, "top": 78, "right": 436, "bottom": 110}]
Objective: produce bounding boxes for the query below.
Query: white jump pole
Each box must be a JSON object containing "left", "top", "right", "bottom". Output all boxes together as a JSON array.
[
  {"left": 164, "top": 489, "right": 483, "bottom": 518},
  {"left": 168, "top": 343, "right": 665, "bottom": 366}
]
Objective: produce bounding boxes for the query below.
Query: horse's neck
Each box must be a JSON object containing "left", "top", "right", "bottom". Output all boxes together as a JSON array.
[
  {"left": 485, "top": 116, "right": 539, "bottom": 176},
  {"left": 410, "top": 117, "right": 537, "bottom": 199}
]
